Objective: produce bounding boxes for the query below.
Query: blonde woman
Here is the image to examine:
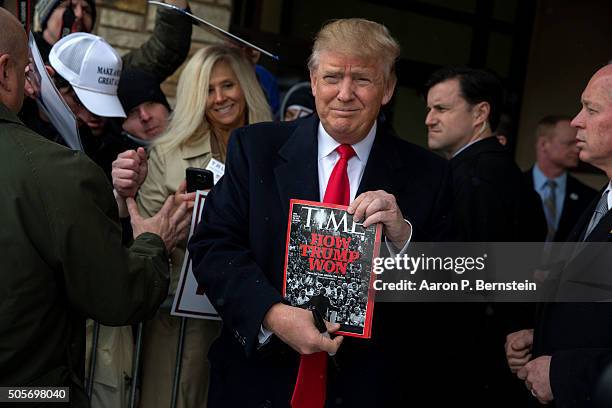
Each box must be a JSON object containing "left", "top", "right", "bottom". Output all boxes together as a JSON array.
[{"left": 112, "top": 44, "right": 271, "bottom": 408}]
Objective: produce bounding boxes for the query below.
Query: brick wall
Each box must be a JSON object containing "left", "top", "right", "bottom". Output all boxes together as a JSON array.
[{"left": 94, "top": 0, "right": 232, "bottom": 106}]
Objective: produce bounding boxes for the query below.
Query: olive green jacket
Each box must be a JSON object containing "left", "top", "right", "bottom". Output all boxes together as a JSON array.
[
  {"left": 121, "top": 4, "right": 193, "bottom": 81},
  {"left": 0, "top": 103, "right": 170, "bottom": 406}
]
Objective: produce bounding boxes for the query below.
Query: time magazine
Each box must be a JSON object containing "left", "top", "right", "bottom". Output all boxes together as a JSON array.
[{"left": 282, "top": 199, "right": 382, "bottom": 338}]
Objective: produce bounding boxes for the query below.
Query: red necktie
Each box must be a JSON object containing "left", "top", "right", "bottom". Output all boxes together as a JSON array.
[{"left": 291, "top": 144, "right": 356, "bottom": 408}]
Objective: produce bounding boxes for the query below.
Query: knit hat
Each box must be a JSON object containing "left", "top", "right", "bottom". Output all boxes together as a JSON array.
[
  {"left": 50, "top": 33, "right": 125, "bottom": 118},
  {"left": 280, "top": 81, "right": 315, "bottom": 121},
  {"left": 117, "top": 69, "right": 170, "bottom": 114},
  {"left": 35, "top": 0, "right": 97, "bottom": 33}
]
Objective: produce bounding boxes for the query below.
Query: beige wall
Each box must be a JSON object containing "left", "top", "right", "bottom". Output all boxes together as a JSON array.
[
  {"left": 93, "top": 0, "right": 232, "bottom": 106},
  {"left": 516, "top": 0, "right": 612, "bottom": 187}
]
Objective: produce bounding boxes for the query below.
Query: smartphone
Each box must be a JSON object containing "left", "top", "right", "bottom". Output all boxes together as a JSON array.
[{"left": 186, "top": 167, "right": 214, "bottom": 193}]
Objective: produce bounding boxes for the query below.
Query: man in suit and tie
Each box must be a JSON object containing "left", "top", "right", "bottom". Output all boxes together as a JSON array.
[
  {"left": 525, "top": 115, "right": 597, "bottom": 242},
  {"left": 424, "top": 67, "right": 547, "bottom": 407},
  {"left": 506, "top": 64, "right": 612, "bottom": 407},
  {"left": 425, "top": 66, "right": 547, "bottom": 242},
  {"left": 189, "top": 18, "right": 451, "bottom": 408}
]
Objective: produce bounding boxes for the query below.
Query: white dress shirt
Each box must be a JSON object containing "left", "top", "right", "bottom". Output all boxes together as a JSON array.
[{"left": 317, "top": 121, "right": 376, "bottom": 202}]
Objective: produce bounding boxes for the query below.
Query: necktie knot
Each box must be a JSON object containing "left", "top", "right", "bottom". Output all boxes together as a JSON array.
[
  {"left": 336, "top": 144, "right": 356, "bottom": 161},
  {"left": 545, "top": 179, "right": 557, "bottom": 190}
]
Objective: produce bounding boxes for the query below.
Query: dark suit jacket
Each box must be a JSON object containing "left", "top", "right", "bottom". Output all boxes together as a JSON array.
[
  {"left": 524, "top": 168, "right": 598, "bottom": 242},
  {"left": 447, "top": 137, "right": 547, "bottom": 406},
  {"left": 189, "top": 115, "right": 452, "bottom": 408},
  {"left": 533, "top": 186, "right": 612, "bottom": 408},
  {"left": 451, "top": 137, "right": 547, "bottom": 242}
]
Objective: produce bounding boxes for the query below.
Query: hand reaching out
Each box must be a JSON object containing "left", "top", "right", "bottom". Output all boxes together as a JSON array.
[{"left": 127, "top": 196, "right": 190, "bottom": 252}]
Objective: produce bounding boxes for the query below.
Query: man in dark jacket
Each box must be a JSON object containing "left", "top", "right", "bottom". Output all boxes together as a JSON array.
[
  {"left": 0, "top": 10, "right": 189, "bottom": 406},
  {"left": 507, "top": 64, "right": 612, "bottom": 408},
  {"left": 525, "top": 115, "right": 597, "bottom": 242},
  {"left": 189, "top": 18, "right": 452, "bottom": 408},
  {"left": 424, "top": 66, "right": 547, "bottom": 407},
  {"left": 425, "top": 66, "right": 547, "bottom": 242}
]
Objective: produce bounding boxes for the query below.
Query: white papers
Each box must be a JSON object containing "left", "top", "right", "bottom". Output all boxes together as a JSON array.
[
  {"left": 171, "top": 191, "right": 221, "bottom": 320},
  {"left": 28, "top": 32, "right": 83, "bottom": 151},
  {"left": 148, "top": 1, "right": 279, "bottom": 61},
  {"left": 205, "top": 158, "right": 225, "bottom": 185}
]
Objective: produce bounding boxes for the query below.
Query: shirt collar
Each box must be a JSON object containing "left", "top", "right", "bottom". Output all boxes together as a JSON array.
[
  {"left": 0, "top": 103, "right": 22, "bottom": 125},
  {"left": 317, "top": 121, "right": 377, "bottom": 162},
  {"left": 533, "top": 163, "right": 567, "bottom": 191},
  {"left": 452, "top": 138, "right": 482, "bottom": 158},
  {"left": 605, "top": 180, "right": 612, "bottom": 210}
]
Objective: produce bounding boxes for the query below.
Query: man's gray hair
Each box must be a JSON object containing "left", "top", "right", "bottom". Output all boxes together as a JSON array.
[{"left": 307, "top": 18, "right": 400, "bottom": 84}]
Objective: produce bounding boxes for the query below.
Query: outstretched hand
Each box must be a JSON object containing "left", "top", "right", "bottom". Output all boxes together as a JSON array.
[{"left": 127, "top": 196, "right": 191, "bottom": 252}]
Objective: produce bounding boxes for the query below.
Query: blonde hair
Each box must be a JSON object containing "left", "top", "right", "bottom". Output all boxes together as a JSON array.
[
  {"left": 307, "top": 18, "right": 400, "bottom": 83},
  {"left": 156, "top": 45, "right": 271, "bottom": 153}
]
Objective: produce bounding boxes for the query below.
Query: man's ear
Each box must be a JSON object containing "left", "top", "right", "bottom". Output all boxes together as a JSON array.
[
  {"left": 309, "top": 69, "right": 317, "bottom": 98},
  {"left": 473, "top": 101, "right": 490, "bottom": 125},
  {"left": 536, "top": 136, "right": 548, "bottom": 152},
  {"left": 381, "top": 76, "right": 397, "bottom": 106},
  {"left": 0, "top": 54, "right": 11, "bottom": 91}
]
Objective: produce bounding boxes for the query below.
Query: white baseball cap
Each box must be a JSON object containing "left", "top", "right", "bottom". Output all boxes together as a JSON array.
[{"left": 49, "top": 33, "right": 126, "bottom": 118}]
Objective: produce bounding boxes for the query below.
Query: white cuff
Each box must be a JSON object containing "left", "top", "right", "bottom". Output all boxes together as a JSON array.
[
  {"left": 257, "top": 325, "right": 274, "bottom": 348},
  {"left": 384, "top": 219, "right": 412, "bottom": 256}
]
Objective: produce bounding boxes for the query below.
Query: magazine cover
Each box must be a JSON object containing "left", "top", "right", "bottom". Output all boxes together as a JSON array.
[{"left": 283, "top": 199, "right": 382, "bottom": 338}]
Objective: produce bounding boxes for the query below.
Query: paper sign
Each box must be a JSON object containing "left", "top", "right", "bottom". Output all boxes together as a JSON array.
[
  {"left": 205, "top": 158, "right": 225, "bottom": 185},
  {"left": 171, "top": 190, "right": 221, "bottom": 320}
]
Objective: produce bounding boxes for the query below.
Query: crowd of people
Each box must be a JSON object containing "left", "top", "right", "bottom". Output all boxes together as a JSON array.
[{"left": 1, "top": 2, "right": 612, "bottom": 408}]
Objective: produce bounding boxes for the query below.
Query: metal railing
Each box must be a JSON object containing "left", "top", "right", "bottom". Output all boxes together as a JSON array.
[{"left": 86, "top": 299, "right": 190, "bottom": 408}]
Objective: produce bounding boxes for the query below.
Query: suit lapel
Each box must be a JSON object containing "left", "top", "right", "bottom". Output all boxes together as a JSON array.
[
  {"left": 274, "top": 118, "right": 407, "bottom": 212},
  {"left": 562, "top": 209, "right": 612, "bottom": 292},
  {"left": 524, "top": 167, "right": 535, "bottom": 190},
  {"left": 584, "top": 209, "right": 612, "bottom": 242},
  {"left": 274, "top": 116, "right": 320, "bottom": 215},
  {"left": 357, "top": 123, "right": 404, "bottom": 197},
  {"left": 564, "top": 187, "right": 610, "bottom": 265},
  {"left": 557, "top": 176, "right": 578, "bottom": 239},
  {"left": 566, "top": 194, "right": 597, "bottom": 242}
]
